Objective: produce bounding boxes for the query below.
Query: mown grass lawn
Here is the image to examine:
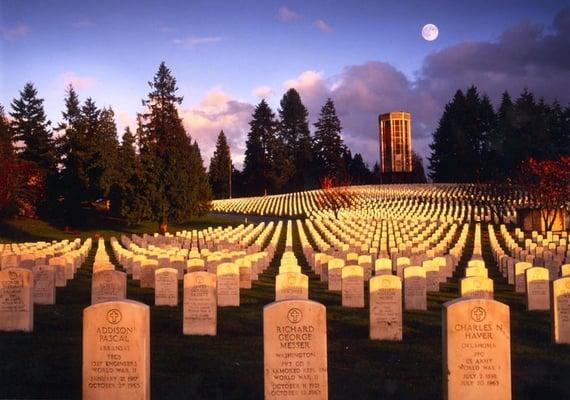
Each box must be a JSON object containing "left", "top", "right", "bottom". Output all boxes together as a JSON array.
[{"left": 0, "top": 218, "right": 569, "bottom": 399}]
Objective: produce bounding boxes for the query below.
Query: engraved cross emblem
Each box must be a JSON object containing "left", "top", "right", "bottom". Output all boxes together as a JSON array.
[
  {"left": 106, "top": 309, "right": 122, "bottom": 324},
  {"left": 287, "top": 308, "right": 303, "bottom": 324},
  {"left": 471, "top": 306, "right": 486, "bottom": 322}
]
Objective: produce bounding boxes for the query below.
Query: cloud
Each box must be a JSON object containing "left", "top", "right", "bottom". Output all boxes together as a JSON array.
[
  {"left": 179, "top": 89, "right": 254, "bottom": 168},
  {"left": 115, "top": 110, "right": 137, "bottom": 139},
  {"left": 314, "top": 19, "right": 334, "bottom": 33},
  {"left": 279, "top": 6, "right": 300, "bottom": 22},
  {"left": 280, "top": 8, "right": 570, "bottom": 167},
  {"left": 417, "top": 8, "right": 570, "bottom": 107},
  {"left": 283, "top": 70, "right": 330, "bottom": 110},
  {"left": 0, "top": 24, "right": 30, "bottom": 40},
  {"left": 253, "top": 85, "right": 274, "bottom": 99},
  {"left": 60, "top": 72, "right": 97, "bottom": 92},
  {"left": 173, "top": 36, "right": 223, "bottom": 48},
  {"left": 72, "top": 20, "right": 96, "bottom": 28}
]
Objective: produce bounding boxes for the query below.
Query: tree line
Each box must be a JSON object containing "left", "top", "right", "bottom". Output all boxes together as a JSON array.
[
  {"left": 209, "top": 92, "right": 426, "bottom": 199},
  {"left": 1, "top": 63, "right": 211, "bottom": 230},
  {"left": 428, "top": 86, "right": 570, "bottom": 182},
  {"left": 1, "top": 60, "right": 431, "bottom": 226}
]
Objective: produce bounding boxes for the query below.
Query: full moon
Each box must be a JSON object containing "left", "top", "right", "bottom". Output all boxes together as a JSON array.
[{"left": 421, "top": 23, "right": 439, "bottom": 41}]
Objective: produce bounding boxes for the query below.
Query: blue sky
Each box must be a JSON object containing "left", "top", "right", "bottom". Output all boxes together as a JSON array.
[{"left": 1, "top": 0, "right": 569, "bottom": 166}]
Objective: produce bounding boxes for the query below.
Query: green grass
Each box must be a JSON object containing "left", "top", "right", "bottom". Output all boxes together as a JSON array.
[
  {"left": 0, "top": 220, "right": 569, "bottom": 399},
  {"left": 0, "top": 215, "right": 245, "bottom": 243}
]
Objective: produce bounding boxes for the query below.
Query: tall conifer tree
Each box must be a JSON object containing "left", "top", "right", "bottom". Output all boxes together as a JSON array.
[
  {"left": 137, "top": 62, "right": 210, "bottom": 230},
  {"left": 209, "top": 130, "right": 232, "bottom": 199},
  {"left": 243, "top": 100, "right": 291, "bottom": 195},
  {"left": 313, "top": 98, "right": 346, "bottom": 183},
  {"left": 278, "top": 88, "right": 313, "bottom": 191},
  {"left": 9, "top": 82, "right": 56, "bottom": 214}
]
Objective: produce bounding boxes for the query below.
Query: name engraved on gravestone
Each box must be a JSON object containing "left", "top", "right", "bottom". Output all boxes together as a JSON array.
[
  {"left": 83, "top": 300, "right": 150, "bottom": 400},
  {"left": 369, "top": 275, "right": 402, "bottom": 341},
  {"left": 183, "top": 271, "right": 217, "bottom": 336},
  {"left": 91, "top": 270, "right": 127, "bottom": 305},
  {"left": 341, "top": 266, "right": 364, "bottom": 308},
  {"left": 154, "top": 268, "right": 178, "bottom": 306},
  {"left": 263, "top": 300, "right": 328, "bottom": 400},
  {"left": 525, "top": 267, "right": 549, "bottom": 311},
  {"left": 0, "top": 268, "right": 33, "bottom": 332},
  {"left": 443, "top": 298, "right": 511, "bottom": 400},
  {"left": 33, "top": 265, "right": 55, "bottom": 305},
  {"left": 460, "top": 276, "right": 494, "bottom": 300},
  {"left": 404, "top": 266, "right": 427, "bottom": 311},
  {"left": 276, "top": 272, "right": 309, "bottom": 301},
  {"left": 217, "top": 263, "right": 239, "bottom": 307}
]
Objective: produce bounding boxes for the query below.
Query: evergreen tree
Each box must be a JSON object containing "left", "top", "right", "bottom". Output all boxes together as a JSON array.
[
  {"left": 313, "top": 98, "right": 347, "bottom": 183},
  {"left": 137, "top": 62, "right": 210, "bottom": 230},
  {"left": 428, "top": 89, "right": 465, "bottom": 182},
  {"left": 9, "top": 82, "right": 56, "bottom": 214},
  {"left": 0, "top": 104, "right": 11, "bottom": 160},
  {"left": 243, "top": 100, "right": 291, "bottom": 195},
  {"left": 348, "top": 153, "right": 372, "bottom": 184},
  {"left": 189, "top": 140, "right": 212, "bottom": 214},
  {"left": 0, "top": 104, "right": 44, "bottom": 219},
  {"left": 506, "top": 89, "right": 541, "bottom": 171},
  {"left": 9, "top": 82, "right": 55, "bottom": 171},
  {"left": 88, "top": 106, "right": 119, "bottom": 200},
  {"left": 278, "top": 88, "right": 313, "bottom": 191},
  {"left": 410, "top": 151, "right": 427, "bottom": 183},
  {"left": 428, "top": 87, "right": 497, "bottom": 183},
  {"left": 208, "top": 130, "right": 232, "bottom": 199},
  {"left": 58, "top": 85, "right": 91, "bottom": 219},
  {"left": 111, "top": 126, "right": 140, "bottom": 219},
  {"left": 371, "top": 162, "right": 382, "bottom": 184}
]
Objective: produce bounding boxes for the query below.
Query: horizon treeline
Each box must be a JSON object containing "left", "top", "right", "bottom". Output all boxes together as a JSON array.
[
  {"left": 1, "top": 61, "right": 427, "bottom": 223},
  {"left": 1, "top": 62, "right": 212, "bottom": 227},
  {"left": 210, "top": 92, "right": 426, "bottom": 199},
  {"left": 428, "top": 85, "right": 570, "bottom": 182}
]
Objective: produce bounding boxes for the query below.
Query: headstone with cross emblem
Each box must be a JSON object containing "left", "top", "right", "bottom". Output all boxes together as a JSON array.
[
  {"left": 525, "top": 267, "right": 549, "bottom": 311},
  {"left": 403, "top": 266, "right": 427, "bottom": 310},
  {"left": 460, "top": 276, "right": 494, "bottom": 300},
  {"left": 183, "top": 271, "right": 217, "bottom": 335},
  {"left": 91, "top": 270, "right": 127, "bottom": 305},
  {"left": 341, "top": 265, "right": 364, "bottom": 308},
  {"left": 33, "top": 264, "right": 55, "bottom": 305},
  {"left": 154, "top": 268, "right": 178, "bottom": 306},
  {"left": 275, "top": 272, "right": 309, "bottom": 301},
  {"left": 0, "top": 267, "right": 33, "bottom": 332},
  {"left": 514, "top": 262, "right": 532, "bottom": 293},
  {"left": 82, "top": 300, "right": 150, "bottom": 400},
  {"left": 552, "top": 276, "right": 570, "bottom": 344},
  {"left": 369, "top": 275, "right": 402, "bottom": 341},
  {"left": 442, "top": 297, "right": 511, "bottom": 400},
  {"left": 216, "top": 262, "right": 239, "bottom": 307},
  {"left": 263, "top": 300, "right": 328, "bottom": 400}
]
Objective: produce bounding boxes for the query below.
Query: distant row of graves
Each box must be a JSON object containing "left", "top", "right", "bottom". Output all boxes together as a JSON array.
[{"left": 1, "top": 215, "right": 570, "bottom": 399}]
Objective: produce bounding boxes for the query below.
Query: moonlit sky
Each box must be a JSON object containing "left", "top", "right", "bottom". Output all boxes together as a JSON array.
[{"left": 1, "top": 0, "right": 569, "bottom": 168}]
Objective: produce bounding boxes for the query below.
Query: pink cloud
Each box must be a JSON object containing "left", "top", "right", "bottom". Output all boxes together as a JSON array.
[
  {"left": 314, "top": 19, "right": 334, "bottom": 33},
  {"left": 179, "top": 89, "right": 254, "bottom": 169},
  {"left": 252, "top": 85, "right": 274, "bottom": 99},
  {"left": 0, "top": 24, "right": 30, "bottom": 40},
  {"left": 115, "top": 110, "right": 137, "bottom": 139},
  {"left": 279, "top": 6, "right": 300, "bottom": 22},
  {"left": 60, "top": 72, "right": 97, "bottom": 92}
]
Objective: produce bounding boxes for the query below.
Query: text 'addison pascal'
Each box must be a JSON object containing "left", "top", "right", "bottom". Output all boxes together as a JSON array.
[{"left": 97, "top": 326, "right": 134, "bottom": 342}]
